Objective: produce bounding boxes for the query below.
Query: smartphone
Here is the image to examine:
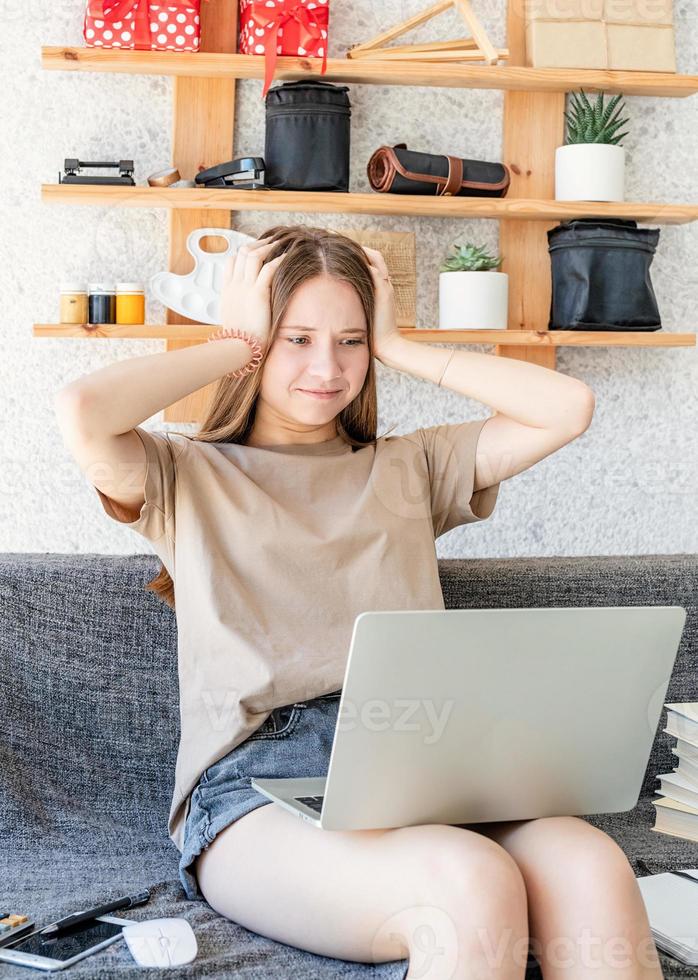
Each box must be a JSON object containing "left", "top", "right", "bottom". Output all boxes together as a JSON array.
[{"left": 0, "top": 914, "right": 137, "bottom": 971}]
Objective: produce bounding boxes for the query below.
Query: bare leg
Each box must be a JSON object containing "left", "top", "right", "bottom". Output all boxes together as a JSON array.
[
  {"left": 195, "top": 802, "right": 531, "bottom": 979},
  {"left": 460, "top": 816, "right": 663, "bottom": 980}
]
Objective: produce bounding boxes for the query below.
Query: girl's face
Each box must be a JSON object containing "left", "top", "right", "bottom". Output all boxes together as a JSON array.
[{"left": 258, "top": 274, "right": 370, "bottom": 430}]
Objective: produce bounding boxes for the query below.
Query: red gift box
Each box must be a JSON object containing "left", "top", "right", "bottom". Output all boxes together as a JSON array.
[
  {"left": 239, "top": 0, "right": 329, "bottom": 97},
  {"left": 83, "top": 0, "right": 207, "bottom": 51}
]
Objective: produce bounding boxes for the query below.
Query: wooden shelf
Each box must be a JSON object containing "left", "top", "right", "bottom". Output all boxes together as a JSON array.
[
  {"left": 41, "top": 184, "right": 698, "bottom": 225},
  {"left": 32, "top": 324, "right": 697, "bottom": 347},
  {"left": 41, "top": 47, "right": 698, "bottom": 98},
  {"left": 38, "top": 2, "right": 698, "bottom": 418}
]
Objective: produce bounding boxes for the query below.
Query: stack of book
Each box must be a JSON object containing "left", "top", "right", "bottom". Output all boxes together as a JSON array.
[{"left": 652, "top": 702, "right": 698, "bottom": 842}]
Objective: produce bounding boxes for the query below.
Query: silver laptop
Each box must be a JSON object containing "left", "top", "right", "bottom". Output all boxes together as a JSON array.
[{"left": 251, "top": 606, "right": 687, "bottom": 830}]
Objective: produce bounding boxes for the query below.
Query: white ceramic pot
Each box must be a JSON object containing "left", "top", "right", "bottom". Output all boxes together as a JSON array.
[
  {"left": 555, "top": 143, "right": 625, "bottom": 202},
  {"left": 438, "top": 271, "right": 509, "bottom": 331}
]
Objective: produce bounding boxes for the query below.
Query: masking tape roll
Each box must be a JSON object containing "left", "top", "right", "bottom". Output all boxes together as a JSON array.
[{"left": 148, "top": 167, "right": 181, "bottom": 187}]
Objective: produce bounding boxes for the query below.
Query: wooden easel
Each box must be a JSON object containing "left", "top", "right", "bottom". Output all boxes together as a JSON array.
[{"left": 347, "top": 0, "right": 507, "bottom": 65}]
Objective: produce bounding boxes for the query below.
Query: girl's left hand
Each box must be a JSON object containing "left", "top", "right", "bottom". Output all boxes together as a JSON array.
[{"left": 361, "top": 245, "right": 402, "bottom": 360}]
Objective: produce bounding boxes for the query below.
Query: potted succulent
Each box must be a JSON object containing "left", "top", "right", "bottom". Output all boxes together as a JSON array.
[
  {"left": 555, "top": 90, "right": 629, "bottom": 203},
  {"left": 438, "top": 241, "right": 507, "bottom": 330}
]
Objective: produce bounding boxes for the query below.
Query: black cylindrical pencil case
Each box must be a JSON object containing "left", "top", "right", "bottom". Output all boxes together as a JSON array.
[{"left": 264, "top": 79, "right": 351, "bottom": 192}]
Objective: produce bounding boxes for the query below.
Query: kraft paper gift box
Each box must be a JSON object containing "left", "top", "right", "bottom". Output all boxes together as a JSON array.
[
  {"left": 524, "top": 0, "right": 676, "bottom": 72},
  {"left": 525, "top": 20, "right": 607, "bottom": 69},
  {"left": 605, "top": 23, "right": 676, "bottom": 70}
]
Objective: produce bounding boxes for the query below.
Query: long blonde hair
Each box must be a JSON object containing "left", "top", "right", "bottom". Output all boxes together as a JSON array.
[{"left": 147, "top": 223, "right": 392, "bottom": 609}]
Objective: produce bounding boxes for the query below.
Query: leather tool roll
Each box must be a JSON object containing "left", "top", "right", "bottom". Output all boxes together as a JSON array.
[{"left": 367, "top": 143, "right": 510, "bottom": 197}]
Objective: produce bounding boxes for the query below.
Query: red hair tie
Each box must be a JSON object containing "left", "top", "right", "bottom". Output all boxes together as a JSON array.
[{"left": 207, "top": 327, "right": 265, "bottom": 380}]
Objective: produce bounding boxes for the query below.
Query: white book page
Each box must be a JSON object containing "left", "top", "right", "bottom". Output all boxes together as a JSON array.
[{"left": 665, "top": 703, "right": 698, "bottom": 723}]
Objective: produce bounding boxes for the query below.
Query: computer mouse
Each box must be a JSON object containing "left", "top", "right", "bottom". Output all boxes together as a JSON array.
[{"left": 122, "top": 917, "right": 198, "bottom": 968}]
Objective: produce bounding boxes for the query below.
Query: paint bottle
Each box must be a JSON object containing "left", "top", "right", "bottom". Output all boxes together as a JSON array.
[
  {"left": 116, "top": 283, "right": 146, "bottom": 324},
  {"left": 88, "top": 284, "right": 116, "bottom": 324},
  {"left": 59, "top": 284, "right": 88, "bottom": 324}
]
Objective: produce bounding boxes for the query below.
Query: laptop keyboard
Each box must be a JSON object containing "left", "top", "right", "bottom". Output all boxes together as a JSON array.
[{"left": 295, "top": 795, "right": 324, "bottom": 814}]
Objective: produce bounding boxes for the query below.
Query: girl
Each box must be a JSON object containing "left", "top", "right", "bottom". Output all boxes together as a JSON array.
[{"left": 55, "top": 225, "right": 661, "bottom": 980}]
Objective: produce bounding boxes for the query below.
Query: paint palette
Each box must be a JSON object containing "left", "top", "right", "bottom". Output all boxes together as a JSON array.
[{"left": 150, "top": 227, "right": 258, "bottom": 325}]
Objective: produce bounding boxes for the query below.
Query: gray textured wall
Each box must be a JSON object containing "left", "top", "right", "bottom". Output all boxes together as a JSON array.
[{"left": 4, "top": 1, "right": 696, "bottom": 556}]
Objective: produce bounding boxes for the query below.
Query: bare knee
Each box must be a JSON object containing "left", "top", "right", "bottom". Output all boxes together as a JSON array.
[
  {"left": 368, "top": 826, "right": 529, "bottom": 979},
  {"left": 385, "top": 825, "right": 529, "bottom": 953},
  {"left": 516, "top": 817, "right": 635, "bottom": 895},
  {"left": 410, "top": 824, "right": 527, "bottom": 905}
]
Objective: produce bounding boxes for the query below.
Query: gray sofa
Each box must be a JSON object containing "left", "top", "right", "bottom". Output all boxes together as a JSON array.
[{"left": 2, "top": 553, "right": 696, "bottom": 979}]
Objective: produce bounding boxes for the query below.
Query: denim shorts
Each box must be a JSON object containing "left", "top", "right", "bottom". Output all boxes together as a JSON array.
[{"left": 178, "top": 690, "right": 342, "bottom": 901}]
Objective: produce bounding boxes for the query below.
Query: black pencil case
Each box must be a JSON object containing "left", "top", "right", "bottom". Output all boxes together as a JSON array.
[
  {"left": 264, "top": 80, "right": 351, "bottom": 192},
  {"left": 548, "top": 219, "right": 661, "bottom": 330}
]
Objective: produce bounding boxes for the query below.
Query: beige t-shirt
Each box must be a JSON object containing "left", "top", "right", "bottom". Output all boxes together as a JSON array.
[{"left": 93, "top": 418, "right": 500, "bottom": 852}]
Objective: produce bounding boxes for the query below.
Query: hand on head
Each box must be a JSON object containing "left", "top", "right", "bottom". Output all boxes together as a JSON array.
[{"left": 220, "top": 236, "right": 285, "bottom": 350}]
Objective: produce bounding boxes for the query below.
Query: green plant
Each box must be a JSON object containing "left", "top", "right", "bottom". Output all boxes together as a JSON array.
[
  {"left": 564, "top": 90, "right": 629, "bottom": 145},
  {"left": 439, "top": 242, "right": 502, "bottom": 273}
]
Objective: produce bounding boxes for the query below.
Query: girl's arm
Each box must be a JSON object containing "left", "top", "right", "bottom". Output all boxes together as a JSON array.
[
  {"left": 54, "top": 235, "right": 283, "bottom": 520},
  {"left": 377, "top": 336, "right": 596, "bottom": 492},
  {"left": 53, "top": 337, "right": 255, "bottom": 520},
  {"left": 55, "top": 338, "right": 255, "bottom": 439},
  {"left": 360, "top": 242, "right": 595, "bottom": 493}
]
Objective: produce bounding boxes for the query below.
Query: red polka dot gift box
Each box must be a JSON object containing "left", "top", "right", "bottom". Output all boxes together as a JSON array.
[
  {"left": 83, "top": 0, "right": 209, "bottom": 52},
  {"left": 239, "top": 0, "right": 330, "bottom": 97}
]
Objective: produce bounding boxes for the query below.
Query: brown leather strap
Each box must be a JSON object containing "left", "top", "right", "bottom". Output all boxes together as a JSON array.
[{"left": 438, "top": 155, "right": 463, "bottom": 196}]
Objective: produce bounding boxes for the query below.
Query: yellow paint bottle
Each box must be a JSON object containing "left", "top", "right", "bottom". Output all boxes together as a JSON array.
[{"left": 116, "top": 283, "right": 146, "bottom": 325}]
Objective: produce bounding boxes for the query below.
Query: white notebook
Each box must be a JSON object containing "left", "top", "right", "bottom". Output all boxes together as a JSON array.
[{"left": 637, "top": 870, "right": 698, "bottom": 966}]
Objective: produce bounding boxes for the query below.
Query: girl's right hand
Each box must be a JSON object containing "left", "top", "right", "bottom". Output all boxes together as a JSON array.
[{"left": 219, "top": 236, "right": 285, "bottom": 350}]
